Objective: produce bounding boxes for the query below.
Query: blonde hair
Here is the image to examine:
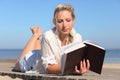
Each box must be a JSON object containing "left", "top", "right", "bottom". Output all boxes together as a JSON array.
[
  {"left": 53, "top": 4, "right": 75, "bottom": 21},
  {"left": 53, "top": 4, "right": 75, "bottom": 44}
]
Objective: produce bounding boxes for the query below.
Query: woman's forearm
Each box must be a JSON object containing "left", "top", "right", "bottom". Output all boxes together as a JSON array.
[{"left": 47, "top": 64, "right": 61, "bottom": 74}]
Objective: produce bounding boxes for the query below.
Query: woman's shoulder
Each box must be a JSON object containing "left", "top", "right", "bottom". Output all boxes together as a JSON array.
[{"left": 42, "top": 28, "right": 56, "bottom": 39}]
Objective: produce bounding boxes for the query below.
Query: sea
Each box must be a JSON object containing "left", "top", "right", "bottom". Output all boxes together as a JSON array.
[{"left": 0, "top": 49, "right": 120, "bottom": 63}]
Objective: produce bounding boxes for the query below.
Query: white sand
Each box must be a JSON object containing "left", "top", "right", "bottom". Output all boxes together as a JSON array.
[{"left": 103, "top": 63, "right": 120, "bottom": 69}]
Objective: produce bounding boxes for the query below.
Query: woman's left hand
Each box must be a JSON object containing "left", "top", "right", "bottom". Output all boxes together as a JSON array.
[{"left": 75, "top": 59, "right": 90, "bottom": 74}]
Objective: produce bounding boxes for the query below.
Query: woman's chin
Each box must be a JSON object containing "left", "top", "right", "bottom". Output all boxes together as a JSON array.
[{"left": 62, "top": 32, "right": 70, "bottom": 35}]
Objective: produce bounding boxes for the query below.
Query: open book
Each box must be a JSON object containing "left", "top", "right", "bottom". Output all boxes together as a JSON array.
[{"left": 61, "top": 40, "right": 106, "bottom": 75}]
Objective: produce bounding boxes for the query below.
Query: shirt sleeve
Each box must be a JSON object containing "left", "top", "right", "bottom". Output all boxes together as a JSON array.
[{"left": 41, "top": 34, "right": 57, "bottom": 70}]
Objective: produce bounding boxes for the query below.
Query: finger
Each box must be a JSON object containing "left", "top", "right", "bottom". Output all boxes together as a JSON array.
[
  {"left": 36, "top": 27, "right": 39, "bottom": 33},
  {"left": 30, "top": 26, "right": 37, "bottom": 34},
  {"left": 75, "top": 66, "right": 80, "bottom": 73},
  {"left": 38, "top": 27, "right": 42, "bottom": 35},
  {"left": 83, "top": 59, "right": 86, "bottom": 68},
  {"left": 80, "top": 61, "right": 83, "bottom": 69},
  {"left": 86, "top": 59, "right": 90, "bottom": 70}
]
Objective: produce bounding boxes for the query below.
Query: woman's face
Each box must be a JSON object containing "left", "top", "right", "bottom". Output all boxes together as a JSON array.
[{"left": 54, "top": 10, "right": 75, "bottom": 36}]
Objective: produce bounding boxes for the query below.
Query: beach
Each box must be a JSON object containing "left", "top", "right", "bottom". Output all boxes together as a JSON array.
[
  {"left": 0, "top": 59, "right": 120, "bottom": 80},
  {"left": 0, "top": 59, "right": 22, "bottom": 80}
]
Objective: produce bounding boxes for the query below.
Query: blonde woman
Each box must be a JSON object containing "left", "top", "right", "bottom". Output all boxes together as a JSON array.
[
  {"left": 41, "top": 4, "right": 90, "bottom": 74},
  {"left": 13, "top": 4, "right": 90, "bottom": 75}
]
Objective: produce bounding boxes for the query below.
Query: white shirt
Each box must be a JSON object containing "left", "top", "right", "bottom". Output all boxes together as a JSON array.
[{"left": 41, "top": 27, "right": 82, "bottom": 72}]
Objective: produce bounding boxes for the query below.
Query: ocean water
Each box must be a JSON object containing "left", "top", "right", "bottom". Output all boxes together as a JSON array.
[
  {"left": 0, "top": 49, "right": 22, "bottom": 59},
  {"left": 0, "top": 49, "right": 120, "bottom": 63},
  {"left": 104, "top": 49, "right": 120, "bottom": 63}
]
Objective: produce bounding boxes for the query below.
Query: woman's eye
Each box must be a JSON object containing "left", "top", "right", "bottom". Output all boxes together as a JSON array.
[
  {"left": 57, "top": 20, "right": 63, "bottom": 23},
  {"left": 66, "top": 19, "right": 71, "bottom": 22}
]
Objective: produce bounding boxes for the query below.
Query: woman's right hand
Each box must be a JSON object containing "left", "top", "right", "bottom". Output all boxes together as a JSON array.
[
  {"left": 30, "top": 26, "right": 42, "bottom": 39},
  {"left": 75, "top": 59, "right": 90, "bottom": 75}
]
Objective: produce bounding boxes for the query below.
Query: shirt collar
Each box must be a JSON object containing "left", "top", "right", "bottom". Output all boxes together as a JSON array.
[{"left": 54, "top": 27, "right": 77, "bottom": 45}]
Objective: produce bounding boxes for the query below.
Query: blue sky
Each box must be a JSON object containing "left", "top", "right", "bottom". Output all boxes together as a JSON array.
[{"left": 0, "top": 0, "right": 120, "bottom": 49}]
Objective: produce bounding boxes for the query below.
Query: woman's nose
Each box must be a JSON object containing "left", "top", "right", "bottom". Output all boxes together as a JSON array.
[{"left": 62, "top": 21, "right": 67, "bottom": 28}]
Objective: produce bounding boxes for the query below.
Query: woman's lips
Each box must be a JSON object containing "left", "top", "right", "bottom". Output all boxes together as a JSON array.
[{"left": 62, "top": 28, "right": 69, "bottom": 32}]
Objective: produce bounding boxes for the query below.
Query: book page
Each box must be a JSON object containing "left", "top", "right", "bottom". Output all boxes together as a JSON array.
[
  {"left": 62, "top": 41, "right": 86, "bottom": 54},
  {"left": 83, "top": 40, "right": 105, "bottom": 50}
]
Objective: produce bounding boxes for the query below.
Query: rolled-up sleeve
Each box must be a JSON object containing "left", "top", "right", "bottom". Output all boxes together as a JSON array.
[{"left": 41, "top": 34, "right": 57, "bottom": 70}]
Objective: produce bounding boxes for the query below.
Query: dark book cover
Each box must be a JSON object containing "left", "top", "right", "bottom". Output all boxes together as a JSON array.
[
  {"left": 62, "top": 46, "right": 86, "bottom": 75},
  {"left": 61, "top": 41, "right": 106, "bottom": 75},
  {"left": 84, "top": 42, "right": 106, "bottom": 74}
]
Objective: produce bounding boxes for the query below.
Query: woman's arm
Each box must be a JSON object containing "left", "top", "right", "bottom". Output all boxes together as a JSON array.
[
  {"left": 41, "top": 33, "right": 60, "bottom": 74},
  {"left": 47, "top": 64, "right": 61, "bottom": 74}
]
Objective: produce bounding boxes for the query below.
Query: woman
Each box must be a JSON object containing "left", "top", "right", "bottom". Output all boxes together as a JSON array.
[
  {"left": 13, "top": 4, "right": 90, "bottom": 75},
  {"left": 41, "top": 4, "right": 90, "bottom": 74}
]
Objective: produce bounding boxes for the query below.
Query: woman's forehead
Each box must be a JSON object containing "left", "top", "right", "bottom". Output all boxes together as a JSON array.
[{"left": 56, "top": 10, "right": 72, "bottom": 19}]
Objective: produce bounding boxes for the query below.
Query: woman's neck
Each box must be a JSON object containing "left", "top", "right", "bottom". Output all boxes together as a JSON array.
[{"left": 59, "top": 34, "right": 69, "bottom": 46}]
